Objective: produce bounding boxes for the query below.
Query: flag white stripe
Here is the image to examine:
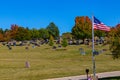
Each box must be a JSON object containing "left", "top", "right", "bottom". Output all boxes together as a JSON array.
[{"left": 93, "top": 17, "right": 110, "bottom": 31}]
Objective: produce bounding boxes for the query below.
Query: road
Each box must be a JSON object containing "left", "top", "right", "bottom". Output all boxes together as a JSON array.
[{"left": 46, "top": 71, "right": 120, "bottom": 80}]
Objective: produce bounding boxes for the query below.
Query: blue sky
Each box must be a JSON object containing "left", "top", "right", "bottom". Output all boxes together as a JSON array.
[{"left": 0, "top": 0, "right": 120, "bottom": 35}]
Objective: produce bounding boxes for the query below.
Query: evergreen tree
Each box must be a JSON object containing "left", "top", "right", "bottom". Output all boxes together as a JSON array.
[
  {"left": 46, "top": 22, "right": 59, "bottom": 39},
  {"left": 61, "top": 38, "right": 68, "bottom": 47}
]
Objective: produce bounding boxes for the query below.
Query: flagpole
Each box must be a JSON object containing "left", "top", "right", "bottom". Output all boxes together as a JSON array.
[{"left": 92, "top": 15, "right": 96, "bottom": 79}]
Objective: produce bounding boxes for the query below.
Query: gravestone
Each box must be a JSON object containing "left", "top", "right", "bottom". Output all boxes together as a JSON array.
[
  {"left": 25, "top": 46, "right": 29, "bottom": 50},
  {"left": 85, "top": 39, "right": 89, "bottom": 45},
  {"left": 25, "top": 61, "right": 30, "bottom": 68},
  {"left": 79, "top": 48, "right": 85, "bottom": 55},
  {"left": 95, "top": 39, "right": 99, "bottom": 45},
  {"left": 68, "top": 40, "right": 73, "bottom": 45},
  {"left": 76, "top": 40, "right": 80, "bottom": 45},
  {"left": 58, "top": 45, "right": 62, "bottom": 48},
  {"left": 103, "top": 49, "right": 107, "bottom": 51},
  {"left": 32, "top": 45, "right": 35, "bottom": 48},
  {"left": 52, "top": 46, "right": 57, "bottom": 49},
  {"left": 99, "top": 50, "right": 103, "bottom": 54},
  {"left": 13, "top": 42, "right": 16, "bottom": 46},
  {"left": 93, "top": 50, "right": 99, "bottom": 56},
  {"left": 7, "top": 45, "right": 12, "bottom": 50}
]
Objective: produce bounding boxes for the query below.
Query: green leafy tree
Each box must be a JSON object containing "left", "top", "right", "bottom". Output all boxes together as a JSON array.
[
  {"left": 30, "top": 28, "right": 40, "bottom": 39},
  {"left": 61, "top": 38, "right": 68, "bottom": 47},
  {"left": 62, "top": 32, "right": 72, "bottom": 40},
  {"left": 109, "top": 27, "right": 116, "bottom": 37},
  {"left": 72, "top": 16, "right": 92, "bottom": 43},
  {"left": 15, "top": 27, "right": 31, "bottom": 41},
  {"left": 39, "top": 28, "right": 49, "bottom": 39},
  {"left": 49, "top": 35, "right": 54, "bottom": 46},
  {"left": 46, "top": 22, "right": 59, "bottom": 39},
  {"left": 110, "top": 37, "right": 120, "bottom": 59},
  {"left": 0, "top": 28, "right": 4, "bottom": 34},
  {"left": 109, "top": 24, "right": 120, "bottom": 59},
  {"left": 94, "top": 30, "right": 106, "bottom": 38}
]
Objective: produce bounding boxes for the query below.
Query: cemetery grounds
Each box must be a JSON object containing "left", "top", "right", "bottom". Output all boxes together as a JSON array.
[{"left": 0, "top": 43, "right": 120, "bottom": 80}]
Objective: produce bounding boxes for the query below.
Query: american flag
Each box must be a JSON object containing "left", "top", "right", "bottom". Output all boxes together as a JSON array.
[{"left": 93, "top": 17, "right": 110, "bottom": 31}]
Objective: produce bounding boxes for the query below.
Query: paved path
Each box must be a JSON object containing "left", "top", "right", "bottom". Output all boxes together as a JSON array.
[{"left": 46, "top": 71, "right": 120, "bottom": 80}]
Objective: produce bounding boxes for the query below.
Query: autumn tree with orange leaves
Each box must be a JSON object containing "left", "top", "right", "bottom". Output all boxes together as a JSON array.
[
  {"left": 0, "top": 33, "right": 4, "bottom": 41},
  {"left": 10, "top": 24, "right": 19, "bottom": 39},
  {"left": 72, "top": 16, "right": 92, "bottom": 43},
  {"left": 0, "top": 28, "right": 4, "bottom": 41}
]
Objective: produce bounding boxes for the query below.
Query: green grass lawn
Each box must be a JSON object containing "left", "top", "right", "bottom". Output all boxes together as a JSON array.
[{"left": 0, "top": 44, "right": 120, "bottom": 80}]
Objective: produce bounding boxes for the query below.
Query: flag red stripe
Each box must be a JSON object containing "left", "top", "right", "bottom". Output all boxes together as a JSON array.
[{"left": 93, "top": 23, "right": 110, "bottom": 31}]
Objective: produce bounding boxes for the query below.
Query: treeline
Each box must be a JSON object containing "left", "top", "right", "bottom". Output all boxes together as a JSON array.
[
  {"left": 0, "top": 22, "right": 59, "bottom": 41},
  {"left": 0, "top": 16, "right": 120, "bottom": 43}
]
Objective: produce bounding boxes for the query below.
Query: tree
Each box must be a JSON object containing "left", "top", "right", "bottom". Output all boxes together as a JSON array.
[
  {"left": 30, "top": 28, "right": 40, "bottom": 39},
  {"left": 62, "top": 32, "right": 72, "bottom": 40},
  {"left": 109, "top": 24, "right": 120, "bottom": 59},
  {"left": 110, "top": 37, "right": 120, "bottom": 59},
  {"left": 94, "top": 30, "right": 106, "bottom": 38},
  {"left": 0, "top": 33, "right": 4, "bottom": 41},
  {"left": 109, "top": 27, "right": 116, "bottom": 37},
  {"left": 0, "top": 28, "right": 4, "bottom": 34},
  {"left": 15, "top": 27, "right": 31, "bottom": 41},
  {"left": 39, "top": 28, "right": 49, "bottom": 39},
  {"left": 4, "top": 30, "right": 11, "bottom": 41},
  {"left": 46, "top": 22, "right": 59, "bottom": 39},
  {"left": 61, "top": 38, "right": 68, "bottom": 47},
  {"left": 72, "top": 16, "right": 92, "bottom": 43},
  {"left": 0, "top": 28, "right": 4, "bottom": 41},
  {"left": 49, "top": 35, "right": 54, "bottom": 46},
  {"left": 10, "top": 24, "right": 19, "bottom": 39}
]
